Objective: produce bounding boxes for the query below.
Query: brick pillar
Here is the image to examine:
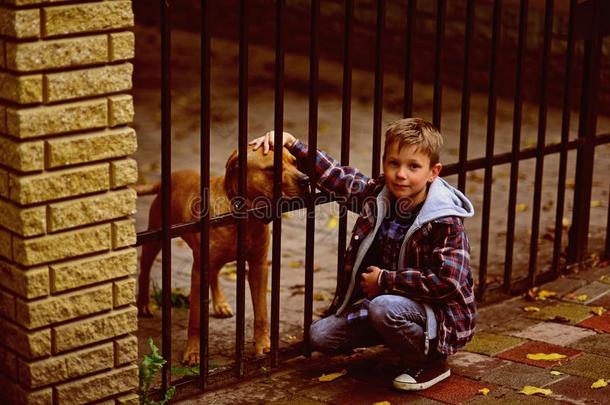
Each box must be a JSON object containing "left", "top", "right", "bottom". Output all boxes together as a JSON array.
[{"left": 0, "top": 1, "right": 139, "bottom": 404}]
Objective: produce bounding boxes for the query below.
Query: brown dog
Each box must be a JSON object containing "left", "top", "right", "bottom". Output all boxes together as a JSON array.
[{"left": 136, "top": 146, "right": 309, "bottom": 365}]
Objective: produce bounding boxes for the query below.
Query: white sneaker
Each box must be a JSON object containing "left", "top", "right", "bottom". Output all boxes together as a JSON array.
[{"left": 393, "top": 363, "right": 451, "bottom": 391}]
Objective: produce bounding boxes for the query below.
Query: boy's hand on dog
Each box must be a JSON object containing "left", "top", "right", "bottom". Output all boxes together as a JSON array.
[
  {"left": 360, "top": 266, "right": 382, "bottom": 298},
  {"left": 250, "top": 131, "right": 297, "bottom": 154}
]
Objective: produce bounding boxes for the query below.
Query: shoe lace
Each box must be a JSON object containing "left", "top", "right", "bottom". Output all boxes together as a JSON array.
[{"left": 405, "top": 367, "right": 423, "bottom": 378}]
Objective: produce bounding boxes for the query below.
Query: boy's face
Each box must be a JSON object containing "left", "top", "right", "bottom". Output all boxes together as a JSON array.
[{"left": 383, "top": 142, "right": 442, "bottom": 207}]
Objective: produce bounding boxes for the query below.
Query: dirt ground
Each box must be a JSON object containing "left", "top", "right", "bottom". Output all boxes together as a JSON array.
[{"left": 131, "top": 25, "right": 610, "bottom": 380}]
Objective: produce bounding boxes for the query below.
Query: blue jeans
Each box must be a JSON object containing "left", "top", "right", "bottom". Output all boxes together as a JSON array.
[{"left": 310, "top": 295, "right": 441, "bottom": 366}]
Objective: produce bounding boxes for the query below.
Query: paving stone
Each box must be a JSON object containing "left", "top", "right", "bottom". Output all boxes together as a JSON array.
[
  {"left": 463, "top": 333, "right": 525, "bottom": 356},
  {"left": 466, "top": 390, "right": 563, "bottom": 404},
  {"left": 526, "top": 302, "right": 593, "bottom": 325},
  {"left": 508, "top": 321, "right": 597, "bottom": 346},
  {"left": 300, "top": 376, "right": 364, "bottom": 402},
  {"left": 577, "top": 311, "right": 610, "bottom": 333},
  {"left": 267, "top": 395, "right": 326, "bottom": 405},
  {"left": 331, "top": 383, "right": 424, "bottom": 404},
  {"left": 485, "top": 317, "right": 542, "bottom": 335},
  {"left": 561, "top": 281, "right": 610, "bottom": 305},
  {"left": 414, "top": 375, "right": 489, "bottom": 405},
  {"left": 589, "top": 291, "right": 610, "bottom": 308},
  {"left": 554, "top": 354, "right": 610, "bottom": 380},
  {"left": 567, "top": 333, "right": 610, "bottom": 358},
  {"left": 495, "top": 341, "right": 582, "bottom": 369},
  {"left": 541, "top": 276, "right": 588, "bottom": 297},
  {"left": 546, "top": 375, "right": 610, "bottom": 405},
  {"left": 448, "top": 351, "right": 509, "bottom": 380},
  {"left": 475, "top": 297, "right": 530, "bottom": 330},
  {"left": 481, "top": 362, "right": 567, "bottom": 390},
  {"left": 566, "top": 266, "right": 610, "bottom": 283}
]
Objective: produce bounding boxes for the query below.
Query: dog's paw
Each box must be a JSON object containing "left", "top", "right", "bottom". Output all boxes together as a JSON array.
[
  {"left": 137, "top": 304, "right": 154, "bottom": 318},
  {"left": 213, "top": 302, "right": 234, "bottom": 318},
  {"left": 183, "top": 340, "right": 200, "bottom": 366},
  {"left": 254, "top": 339, "right": 271, "bottom": 355}
]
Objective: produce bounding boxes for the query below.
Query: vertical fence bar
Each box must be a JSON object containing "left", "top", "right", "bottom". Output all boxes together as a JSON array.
[
  {"left": 504, "top": 0, "right": 528, "bottom": 291},
  {"left": 199, "top": 0, "right": 211, "bottom": 389},
  {"left": 403, "top": 0, "right": 416, "bottom": 118},
  {"left": 337, "top": 0, "right": 354, "bottom": 299},
  {"left": 304, "top": 0, "right": 320, "bottom": 357},
  {"left": 271, "top": 0, "right": 285, "bottom": 367},
  {"left": 457, "top": 0, "right": 474, "bottom": 193},
  {"left": 528, "top": 0, "right": 553, "bottom": 286},
  {"left": 372, "top": 0, "right": 385, "bottom": 178},
  {"left": 235, "top": 0, "right": 248, "bottom": 377},
  {"left": 160, "top": 0, "right": 172, "bottom": 390},
  {"left": 432, "top": 0, "right": 446, "bottom": 130},
  {"left": 478, "top": 0, "right": 502, "bottom": 300}
]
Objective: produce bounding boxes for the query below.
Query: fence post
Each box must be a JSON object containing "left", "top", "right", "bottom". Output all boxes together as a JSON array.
[
  {"left": 568, "top": 0, "right": 607, "bottom": 264},
  {"left": 0, "top": 1, "right": 138, "bottom": 403}
]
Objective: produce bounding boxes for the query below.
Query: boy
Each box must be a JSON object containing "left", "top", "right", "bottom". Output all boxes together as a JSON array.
[{"left": 250, "top": 118, "right": 476, "bottom": 391}]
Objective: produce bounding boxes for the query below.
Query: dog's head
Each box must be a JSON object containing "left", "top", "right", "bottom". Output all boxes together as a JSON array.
[{"left": 224, "top": 146, "right": 310, "bottom": 202}]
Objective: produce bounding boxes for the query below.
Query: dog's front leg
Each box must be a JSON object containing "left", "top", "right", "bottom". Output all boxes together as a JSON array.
[{"left": 247, "top": 256, "right": 270, "bottom": 355}]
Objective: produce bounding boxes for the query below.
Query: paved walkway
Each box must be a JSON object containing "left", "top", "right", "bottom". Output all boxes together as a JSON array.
[{"left": 178, "top": 264, "right": 610, "bottom": 404}]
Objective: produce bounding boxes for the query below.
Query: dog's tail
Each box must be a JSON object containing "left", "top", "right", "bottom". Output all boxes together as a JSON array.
[{"left": 130, "top": 181, "right": 161, "bottom": 196}]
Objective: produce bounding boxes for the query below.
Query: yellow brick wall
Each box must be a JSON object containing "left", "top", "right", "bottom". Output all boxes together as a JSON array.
[{"left": 0, "top": 0, "right": 138, "bottom": 403}]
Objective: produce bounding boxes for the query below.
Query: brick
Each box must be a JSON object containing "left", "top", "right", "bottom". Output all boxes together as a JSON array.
[
  {"left": 0, "top": 289, "right": 16, "bottom": 319},
  {"left": 12, "top": 224, "right": 111, "bottom": 266},
  {"left": 16, "top": 284, "right": 113, "bottom": 329},
  {"left": 9, "top": 163, "right": 109, "bottom": 205},
  {"left": 45, "top": 63, "right": 133, "bottom": 102},
  {"left": 562, "top": 281, "right": 610, "bottom": 305},
  {"left": 114, "top": 277, "right": 135, "bottom": 307},
  {"left": 0, "top": 317, "right": 51, "bottom": 358},
  {"left": 0, "top": 344, "right": 18, "bottom": 376},
  {"left": 509, "top": 321, "right": 597, "bottom": 346},
  {"left": 112, "top": 218, "right": 136, "bottom": 249},
  {"left": 49, "top": 188, "right": 136, "bottom": 232},
  {"left": 578, "top": 311, "right": 610, "bottom": 333},
  {"left": 448, "top": 351, "right": 509, "bottom": 380},
  {"left": 0, "top": 259, "right": 49, "bottom": 298},
  {"left": 117, "top": 393, "right": 140, "bottom": 405},
  {"left": 0, "top": 375, "right": 52, "bottom": 405},
  {"left": 416, "top": 375, "right": 489, "bottom": 404},
  {"left": 55, "top": 364, "right": 138, "bottom": 404},
  {"left": 108, "top": 94, "right": 134, "bottom": 126},
  {"left": 463, "top": 332, "right": 525, "bottom": 356},
  {"left": 43, "top": 1, "right": 133, "bottom": 37},
  {"left": 480, "top": 362, "right": 566, "bottom": 390},
  {"left": 111, "top": 158, "right": 138, "bottom": 188},
  {"left": 18, "top": 342, "right": 113, "bottom": 388},
  {"left": 110, "top": 31, "right": 135, "bottom": 62},
  {"left": 6, "top": 35, "right": 107, "bottom": 72},
  {"left": 546, "top": 375, "right": 610, "bottom": 405},
  {"left": 0, "top": 39, "right": 5, "bottom": 69},
  {"left": 0, "top": 72, "right": 43, "bottom": 104},
  {"left": 555, "top": 353, "right": 610, "bottom": 380},
  {"left": 0, "top": 136, "right": 44, "bottom": 172},
  {"left": 0, "top": 227, "right": 13, "bottom": 260},
  {"left": 527, "top": 302, "right": 594, "bottom": 325},
  {"left": 0, "top": 7, "right": 40, "bottom": 39},
  {"left": 53, "top": 306, "right": 137, "bottom": 352},
  {"left": 0, "top": 200, "right": 46, "bottom": 236},
  {"left": 0, "top": 167, "right": 7, "bottom": 197},
  {"left": 114, "top": 335, "right": 137, "bottom": 366},
  {"left": 7, "top": 98, "right": 107, "bottom": 139},
  {"left": 50, "top": 248, "right": 136, "bottom": 292},
  {"left": 496, "top": 340, "right": 582, "bottom": 369},
  {"left": 568, "top": 333, "right": 610, "bottom": 358},
  {"left": 46, "top": 127, "right": 136, "bottom": 168}
]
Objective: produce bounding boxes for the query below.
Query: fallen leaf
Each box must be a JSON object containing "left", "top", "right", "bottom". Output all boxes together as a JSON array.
[
  {"left": 516, "top": 203, "right": 528, "bottom": 213},
  {"left": 536, "top": 290, "right": 557, "bottom": 301},
  {"left": 326, "top": 215, "right": 339, "bottom": 229},
  {"left": 373, "top": 402, "right": 391, "bottom": 405},
  {"left": 313, "top": 292, "right": 332, "bottom": 301},
  {"left": 565, "top": 178, "right": 575, "bottom": 189},
  {"left": 478, "top": 388, "right": 490, "bottom": 396},
  {"left": 591, "top": 200, "right": 603, "bottom": 208},
  {"left": 527, "top": 353, "right": 567, "bottom": 361},
  {"left": 524, "top": 137, "right": 538, "bottom": 148},
  {"left": 524, "top": 306, "right": 541, "bottom": 312},
  {"left": 577, "top": 294, "right": 588, "bottom": 302},
  {"left": 591, "top": 306, "right": 605, "bottom": 316},
  {"left": 591, "top": 379, "right": 608, "bottom": 389},
  {"left": 550, "top": 371, "right": 563, "bottom": 376},
  {"left": 318, "top": 369, "right": 347, "bottom": 382},
  {"left": 289, "top": 260, "right": 303, "bottom": 268},
  {"left": 600, "top": 275, "right": 609, "bottom": 283},
  {"left": 520, "top": 386, "right": 552, "bottom": 396},
  {"left": 562, "top": 217, "right": 571, "bottom": 228}
]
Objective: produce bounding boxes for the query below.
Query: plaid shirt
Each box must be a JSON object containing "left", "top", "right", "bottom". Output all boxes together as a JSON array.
[{"left": 290, "top": 140, "right": 476, "bottom": 355}]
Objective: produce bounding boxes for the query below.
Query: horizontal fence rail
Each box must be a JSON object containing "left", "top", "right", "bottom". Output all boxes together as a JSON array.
[{"left": 139, "top": 0, "right": 610, "bottom": 398}]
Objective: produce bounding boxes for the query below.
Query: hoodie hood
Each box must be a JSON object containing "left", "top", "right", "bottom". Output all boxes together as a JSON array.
[{"left": 416, "top": 177, "right": 474, "bottom": 225}]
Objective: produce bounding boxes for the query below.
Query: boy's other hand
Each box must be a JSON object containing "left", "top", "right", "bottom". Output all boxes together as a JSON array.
[
  {"left": 249, "top": 131, "right": 297, "bottom": 155},
  {"left": 360, "top": 266, "right": 382, "bottom": 298}
]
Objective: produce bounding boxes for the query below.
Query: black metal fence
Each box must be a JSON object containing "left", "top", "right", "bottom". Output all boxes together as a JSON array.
[{"left": 135, "top": 0, "right": 610, "bottom": 396}]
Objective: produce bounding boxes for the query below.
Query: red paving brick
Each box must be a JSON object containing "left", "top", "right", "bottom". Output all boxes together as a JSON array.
[
  {"left": 578, "top": 312, "right": 610, "bottom": 333},
  {"left": 496, "top": 341, "right": 582, "bottom": 369},
  {"left": 332, "top": 384, "right": 423, "bottom": 405},
  {"left": 415, "top": 374, "right": 489, "bottom": 404},
  {"left": 546, "top": 375, "right": 610, "bottom": 404}
]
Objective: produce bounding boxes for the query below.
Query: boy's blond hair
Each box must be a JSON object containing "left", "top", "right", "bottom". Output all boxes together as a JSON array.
[{"left": 384, "top": 118, "right": 443, "bottom": 166}]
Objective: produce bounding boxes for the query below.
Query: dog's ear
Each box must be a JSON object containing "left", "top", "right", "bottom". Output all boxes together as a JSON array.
[{"left": 224, "top": 150, "right": 239, "bottom": 197}]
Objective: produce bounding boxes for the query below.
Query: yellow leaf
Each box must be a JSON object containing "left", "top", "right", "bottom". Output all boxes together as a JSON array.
[
  {"left": 600, "top": 275, "right": 609, "bottom": 282},
  {"left": 289, "top": 260, "right": 303, "bottom": 268},
  {"left": 536, "top": 290, "right": 557, "bottom": 301},
  {"left": 478, "top": 388, "right": 490, "bottom": 396},
  {"left": 318, "top": 369, "right": 347, "bottom": 382},
  {"left": 524, "top": 306, "right": 541, "bottom": 312},
  {"left": 526, "top": 353, "right": 567, "bottom": 361},
  {"left": 577, "top": 294, "right": 588, "bottom": 302},
  {"left": 516, "top": 203, "right": 528, "bottom": 213},
  {"left": 313, "top": 292, "right": 332, "bottom": 301},
  {"left": 591, "top": 200, "right": 603, "bottom": 208},
  {"left": 591, "top": 379, "right": 608, "bottom": 389},
  {"left": 550, "top": 371, "right": 563, "bottom": 376},
  {"left": 565, "top": 178, "right": 575, "bottom": 189},
  {"left": 374, "top": 402, "right": 391, "bottom": 405},
  {"left": 326, "top": 215, "right": 339, "bottom": 229},
  {"left": 591, "top": 306, "right": 605, "bottom": 316},
  {"left": 520, "top": 386, "right": 552, "bottom": 396},
  {"left": 225, "top": 273, "right": 237, "bottom": 281}
]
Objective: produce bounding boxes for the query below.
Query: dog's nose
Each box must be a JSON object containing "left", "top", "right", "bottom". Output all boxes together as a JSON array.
[{"left": 298, "top": 175, "right": 310, "bottom": 189}]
